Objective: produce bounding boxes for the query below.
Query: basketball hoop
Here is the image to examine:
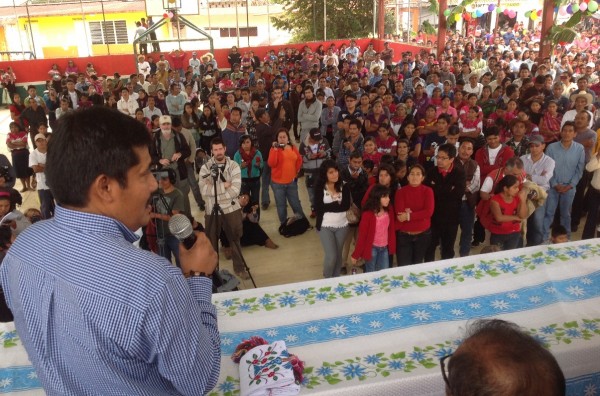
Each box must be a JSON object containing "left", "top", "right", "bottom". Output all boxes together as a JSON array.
[{"left": 162, "top": 0, "right": 181, "bottom": 10}]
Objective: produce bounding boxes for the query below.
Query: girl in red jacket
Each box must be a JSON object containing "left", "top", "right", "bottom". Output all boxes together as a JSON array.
[{"left": 351, "top": 184, "right": 396, "bottom": 272}]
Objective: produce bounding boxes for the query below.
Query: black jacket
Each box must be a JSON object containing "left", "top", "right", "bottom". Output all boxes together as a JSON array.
[
  {"left": 313, "top": 184, "right": 351, "bottom": 231},
  {"left": 424, "top": 163, "right": 466, "bottom": 225},
  {"left": 150, "top": 130, "right": 191, "bottom": 180}
]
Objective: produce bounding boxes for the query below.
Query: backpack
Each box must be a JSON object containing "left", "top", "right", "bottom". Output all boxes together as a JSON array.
[{"left": 278, "top": 216, "right": 311, "bottom": 237}]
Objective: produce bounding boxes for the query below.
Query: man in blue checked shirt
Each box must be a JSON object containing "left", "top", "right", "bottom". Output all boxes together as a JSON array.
[{"left": 0, "top": 106, "right": 221, "bottom": 395}]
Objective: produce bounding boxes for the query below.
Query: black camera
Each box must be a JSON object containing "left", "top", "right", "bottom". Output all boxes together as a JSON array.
[{"left": 210, "top": 163, "right": 221, "bottom": 178}]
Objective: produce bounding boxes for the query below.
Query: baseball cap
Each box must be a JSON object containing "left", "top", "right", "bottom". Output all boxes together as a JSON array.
[
  {"left": 586, "top": 62, "right": 595, "bottom": 68},
  {"left": 257, "top": 79, "right": 265, "bottom": 84},
  {"left": 34, "top": 133, "right": 46, "bottom": 142},
  {"left": 159, "top": 115, "right": 171, "bottom": 125},
  {"left": 382, "top": 69, "right": 390, "bottom": 75},
  {"left": 529, "top": 135, "right": 545, "bottom": 146},
  {"left": 309, "top": 128, "right": 322, "bottom": 140}
]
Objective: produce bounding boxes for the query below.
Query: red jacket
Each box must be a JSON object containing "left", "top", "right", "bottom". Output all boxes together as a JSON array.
[
  {"left": 352, "top": 210, "right": 397, "bottom": 261},
  {"left": 394, "top": 184, "right": 434, "bottom": 233},
  {"left": 475, "top": 144, "right": 515, "bottom": 182}
]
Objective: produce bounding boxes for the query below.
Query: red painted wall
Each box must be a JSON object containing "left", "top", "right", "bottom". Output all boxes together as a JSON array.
[{"left": 1, "top": 39, "right": 430, "bottom": 84}]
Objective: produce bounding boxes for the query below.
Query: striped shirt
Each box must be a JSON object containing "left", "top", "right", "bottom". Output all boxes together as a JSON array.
[{"left": 0, "top": 206, "right": 220, "bottom": 395}]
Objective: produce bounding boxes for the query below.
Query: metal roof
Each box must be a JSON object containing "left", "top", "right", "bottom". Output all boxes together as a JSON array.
[{"left": 0, "top": 0, "right": 145, "bottom": 19}]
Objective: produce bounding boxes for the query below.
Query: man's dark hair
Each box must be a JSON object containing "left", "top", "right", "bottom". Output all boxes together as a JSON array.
[
  {"left": 210, "top": 136, "right": 225, "bottom": 148},
  {"left": 349, "top": 151, "right": 362, "bottom": 160},
  {"left": 447, "top": 319, "right": 565, "bottom": 396},
  {"left": 46, "top": 106, "right": 151, "bottom": 207},
  {"left": 551, "top": 224, "right": 568, "bottom": 238},
  {"left": 484, "top": 126, "right": 500, "bottom": 138},
  {"left": 349, "top": 119, "right": 362, "bottom": 129},
  {"left": 438, "top": 143, "right": 457, "bottom": 159}
]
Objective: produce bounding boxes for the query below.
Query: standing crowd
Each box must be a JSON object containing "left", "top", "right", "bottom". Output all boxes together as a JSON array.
[{"left": 1, "top": 24, "right": 600, "bottom": 279}]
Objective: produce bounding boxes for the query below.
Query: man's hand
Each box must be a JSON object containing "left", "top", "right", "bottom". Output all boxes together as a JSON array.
[
  {"left": 223, "top": 181, "right": 232, "bottom": 189},
  {"left": 159, "top": 158, "right": 171, "bottom": 166},
  {"left": 179, "top": 231, "right": 218, "bottom": 275},
  {"left": 171, "top": 152, "right": 182, "bottom": 162}
]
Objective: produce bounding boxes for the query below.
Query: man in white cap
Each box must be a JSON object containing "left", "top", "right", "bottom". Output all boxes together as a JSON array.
[
  {"left": 583, "top": 62, "right": 599, "bottom": 85},
  {"left": 561, "top": 92, "right": 594, "bottom": 129},
  {"left": 189, "top": 51, "right": 201, "bottom": 77}
]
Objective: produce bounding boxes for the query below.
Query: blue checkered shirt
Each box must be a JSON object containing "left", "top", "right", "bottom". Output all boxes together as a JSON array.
[{"left": 0, "top": 206, "right": 220, "bottom": 395}]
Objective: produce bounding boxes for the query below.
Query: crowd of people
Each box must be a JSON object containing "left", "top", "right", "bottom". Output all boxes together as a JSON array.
[{"left": 0, "top": 20, "right": 599, "bottom": 279}]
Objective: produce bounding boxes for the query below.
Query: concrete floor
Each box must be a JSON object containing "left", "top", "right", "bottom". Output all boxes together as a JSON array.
[{"left": 0, "top": 108, "right": 586, "bottom": 291}]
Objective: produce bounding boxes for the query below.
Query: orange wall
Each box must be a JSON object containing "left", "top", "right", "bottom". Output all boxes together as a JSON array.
[{"left": 1, "top": 39, "right": 430, "bottom": 84}]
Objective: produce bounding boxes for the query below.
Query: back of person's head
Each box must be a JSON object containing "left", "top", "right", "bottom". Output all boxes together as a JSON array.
[
  {"left": 446, "top": 319, "right": 565, "bottom": 396},
  {"left": 46, "top": 107, "right": 151, "bottom": 208}
]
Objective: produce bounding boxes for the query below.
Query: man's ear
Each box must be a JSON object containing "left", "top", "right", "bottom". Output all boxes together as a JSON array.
[{"left": 89, "top": 174, "right": 118, "bottom": 204}]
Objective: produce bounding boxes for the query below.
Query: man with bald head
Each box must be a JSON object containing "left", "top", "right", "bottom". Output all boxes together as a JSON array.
[{"left": 441, "top": 319, "right": 565, "bottom": 396}]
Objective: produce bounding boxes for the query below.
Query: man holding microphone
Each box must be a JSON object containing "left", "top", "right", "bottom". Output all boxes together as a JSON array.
[{"left": 0, "top": 107, "right": 221, "bottom": 395}]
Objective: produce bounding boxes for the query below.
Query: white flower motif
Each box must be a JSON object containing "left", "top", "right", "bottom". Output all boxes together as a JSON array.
[
  {"left": 529, "top": 296, "right": 542, "bottom": 304},
  {"left": 429, "top": 303, "right": 442, "bottom": 310},
  {"left": 584, "top": 383, "right": 597, "bottom": 396},
  {"left": 545, "top": 286, "right": 557, "bottom": 294},
  {"left": 285, "top": 334, "right": 299, "bottom": 343},
  {"left": 389, "top": 311, "right": 402, "bottom": 320},
  {"left": 27, "top": 372, "right": 37, "bottom": 379},
  {"left": 411, "top": 309, "right": 431, "bottom": 321},
  {"left": 491, "top": 299, "right": 510, "bottom": 311},
  {"left": 349, "top": 315, "right": 361, "bottom": 324},
  {"left": 451, "top": 308, "right": 464, "bottom": 316},
  {"left": 567, "top": 285, "right": 585, "bottom": 297},
  {"left": 221, "top": 337, "right": 232, "bottom": 346},
  {"left": 369, "top": 320, "right": 383, "bottom": 329},
  {"left": 507, "top": 292, "right": 519, "bottom": 299},
  {"left": 266, "top": 329, "right": 279, "bottom": 337},
  {"left": 329, "top": 323, "right": 349, "bottom": 336},
  {"left": 468, "top": 302, "right": 481, "bottom": 309},
  {"left": 581, "top": 277, "right": 593, "bottom": 285},
  {"left": 307, "top": 325, "right": 319, "bottom": 334},
  {"left": 0, "top": 378, "right": 12, "bottom": 388}
]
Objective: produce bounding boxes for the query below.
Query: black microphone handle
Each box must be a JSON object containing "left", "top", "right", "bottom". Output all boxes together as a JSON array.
[
  {"left": 181, "top": 233, "right": 197, "bottom": 250},
  {"left": 180, "top": 228, "right": 224, "bottom": 291}
]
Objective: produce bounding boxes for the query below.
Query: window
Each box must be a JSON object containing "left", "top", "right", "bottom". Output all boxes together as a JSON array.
[
  {"left": 217, "top": 27, "right": 258, "bottom": 37},
  {"left": 89, "top": 21, "right": 129, "bottom": 45}
]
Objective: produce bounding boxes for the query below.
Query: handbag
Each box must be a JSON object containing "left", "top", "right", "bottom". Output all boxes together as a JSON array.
[{"left": 346, "top": 190, "right": 361, "bottom": 225}]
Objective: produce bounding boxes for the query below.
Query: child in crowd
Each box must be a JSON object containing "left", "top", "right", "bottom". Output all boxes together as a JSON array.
[
  {"left": 488, "top": 175, "right": 528, "bottom": 250},
  {"left": 362, "top": 137, "right": 382, "bottom": 172},
  {"left": 351, "top": 184, "right": 396, "bottom": 272},
  {"left": 551, "top": 225, "right": 569, "bottom": 244}
]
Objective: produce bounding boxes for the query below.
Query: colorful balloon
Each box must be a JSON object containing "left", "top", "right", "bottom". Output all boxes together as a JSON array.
[
  {"left": 530, "top": 11, "right": 538, "bottom": 19},
  {"left": 496, "top": 7, "right": 503, "bottom": 13},
  {"left": 566, "top": 4, "right": 573, "bottom": 13},
  {"left": 559, "top": 6, "right": 567, "bottom": 15},
  {"left": 455, "top": 13, "right": 462, "bottom": 21},
  {"left": 444, "top": 9, "right": 451, "bottom": 16},
  {"left": 525, "top": 10, "right": 531, "bottom": 17},
  {"left": 589, "top": 0, "right": 599, "bottom": 11},
  {"left": 508, "top": 10, "right": 516, "bottom": 18},
  {"left": 572, "top": 3, "right": 580, "bottom": 11},
  {"left": 488, "top": 4, "right": 495, "bottom": 11},
  {"left": 163, "top": 13, "right": 168, "bottom": 18},
  {"left": 580, "top": 2, "right": 588, "bottom": 10}
]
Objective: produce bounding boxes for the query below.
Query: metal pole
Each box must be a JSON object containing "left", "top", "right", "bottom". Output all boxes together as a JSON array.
[
  {"left": 373, "top": 0, "right": 376, "bottom": 37},
  {"left": 418, "top": 0, "right": 421, "bottom": 32},
  {"left": 407, "top": 0, "right": 410, "bottom": 38},
  {"left": 25, "top": 1, "right": 35, "bottom": 58},
  {"left": 266, "top": 0, "right": 271, "bottom": 44},
  {"left": 323, "top": 0, "right": 326, "bottom": 41},
  {"left": 312, "top": 1, "right": 316, "bottom": 41},
  {"left": 79, "top": 0, "right": 91, "bottom": 56},
  {"left": 13, "top": 0, "right": 25, "bottom": 58},
  {"left": 245, "top": 0, "right": 250, "bottom": 46},
  {"left": 100, "top": 0, "right": 110, "bottom": 55},
  {"left": 235, "top": 0, "right": 240, "bottom": 48},
  {"left": 396, "top": 1, "right": 399, "bottom": 37},
  {"left": 206, "top": 0, "right": 212, "bottom": 32}
]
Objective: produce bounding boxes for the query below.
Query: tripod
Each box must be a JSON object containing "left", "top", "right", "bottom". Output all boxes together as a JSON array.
[{"left": 206, "top": 164, "right": 257, "bottom": 288}]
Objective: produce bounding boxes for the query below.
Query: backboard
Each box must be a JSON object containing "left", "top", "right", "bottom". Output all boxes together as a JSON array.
[{"left": 145, "top": 0, "right": 200, "bottom": 16}]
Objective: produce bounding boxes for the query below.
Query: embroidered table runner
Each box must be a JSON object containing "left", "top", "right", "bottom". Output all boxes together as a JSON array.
[{"left": 2, "top": 241, "right": 600, "bottom": 395}]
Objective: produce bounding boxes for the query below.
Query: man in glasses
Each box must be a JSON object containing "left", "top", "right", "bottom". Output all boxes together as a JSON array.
[{"left": 441, "top": 319, "right": 565, "bottom": 395}]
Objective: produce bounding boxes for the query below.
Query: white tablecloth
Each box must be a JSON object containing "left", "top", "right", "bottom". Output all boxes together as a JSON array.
[{"left": 2, "top": 240, "right": 600, "bottom": 395}]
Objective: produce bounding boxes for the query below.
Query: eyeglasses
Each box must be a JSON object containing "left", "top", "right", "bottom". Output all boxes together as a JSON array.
[
  {"left": 440, "top": 353, "right": 453, "bottom": 389},
  {"left": 436, "top": 155, "right": 450, "bottom": 161}
]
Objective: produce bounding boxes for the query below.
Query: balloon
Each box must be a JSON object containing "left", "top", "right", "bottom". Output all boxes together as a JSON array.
[
  {"left": 167, "top": 11, "right": 173, "bottom": 17},
  {"left": 566, "top": 4, "right": 573, "bottom": 13},
  {"left": 476, "top": 10, "right": 482, "bottom": 17},
  {"left": 163, "top": 13, "right": 169, "bottom": 18},
  {"left": 455, "top": 13, "right": 462, "bottom": 21},
  {"left": 488, "top": 4, "right": 495, "bottom": 11},
  {"left": 531, "top": 12, "right": 538, "bottom": 19},
  {"left": 580, "top": 2, "right": 588, "bottom": 10},
  {"left": 525, "top": 10, "right": 531, "bottom": 17},
  {"left": 589, "top": 0, "right": 599, "bottom": 11},
  {"left": 444, "top": 9, "right": 451, "bottom": 16},
  {"left": 572, "top": 3, "right": 579, "bottom": 11},
  {"left": 509, "top": 10, "right": 516, "bottom": 18},
  {"left": 559, "top": 6, "right": 567, "bottom": 15},
  {"left": 503, "top": 8, "right": 509, "bottom": 14},
  {"left": 537, "top": 9, "right": 542, "bottom": 15}
]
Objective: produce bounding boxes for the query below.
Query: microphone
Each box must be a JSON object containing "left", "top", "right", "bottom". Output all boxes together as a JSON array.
[{"left": 168, "top": 214, "right": 224, "bottom": 291}]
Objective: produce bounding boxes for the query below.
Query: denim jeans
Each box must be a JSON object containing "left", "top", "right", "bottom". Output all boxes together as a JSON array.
[
  {"left": 185, "top": 163, "right": 204, "bottom": 209},
  {"left": 364, "top": 246, "right": 389, "bottom": 273},
  {"left": 458, "top": 201, "right": 475, "bottom": 257},
  {"left": 318, "top": 226, "right": 349, "bottom": 278},
  {"left": 396, "top": 229, "right": 431, "bottom": 266},
  {"left": 543, "top": 187, "right": 576, "bottom": 241},
  {"left": 271, "top": 180, "right": 306, "bottom": 225},
  {"left": 261, "top": 164, "right": 272, "bottom": 206},
  {"left": 159, "top": 234, "right": 181, "bottom": 267},
  {"left": 526, "top": 203, "right": 546, "bottom": 246},
  {"left": 38, "top": 189, "right": 55, "bottom": 219},
  {"left": 490, "top": 232, "right": 521, "bottom": 251}
]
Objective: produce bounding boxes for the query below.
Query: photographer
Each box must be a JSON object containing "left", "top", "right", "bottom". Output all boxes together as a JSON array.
[
  {"left": 199, "top": 137, "right": 249, "bottom": 280},
  {"left": 149, "top": 168, "right": 185, "bottom": 267}
]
